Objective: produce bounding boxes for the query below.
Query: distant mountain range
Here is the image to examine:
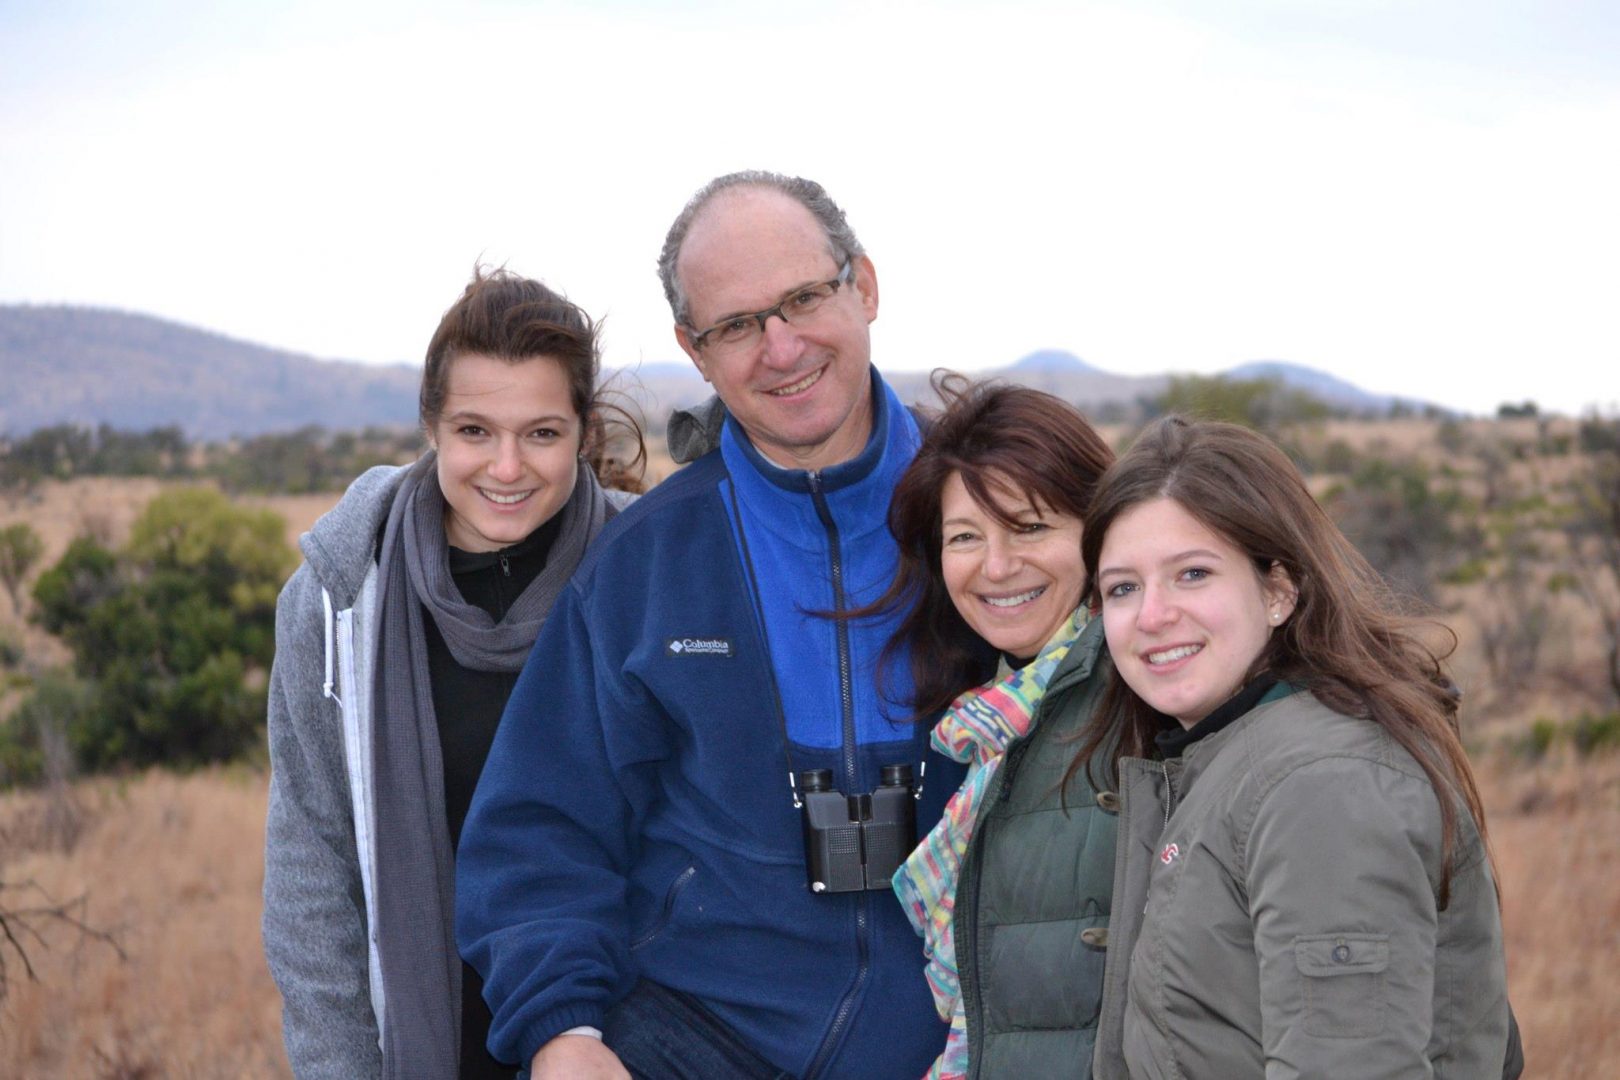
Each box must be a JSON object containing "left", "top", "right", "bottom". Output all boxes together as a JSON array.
[
  {"left": 1, "top": 305, "right": 421, "bottom": 439},
  {"left": 1224, "top": 361, "right": 1429, "bottom": 414},
  {"left": 608, "top": 350, "right": 1430, "bottom": 430},
  {"left": 1, "top": 304, "right": 1432, "bottom": 439}
]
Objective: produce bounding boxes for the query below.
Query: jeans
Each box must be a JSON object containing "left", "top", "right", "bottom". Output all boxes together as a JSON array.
[{"left": 603, "top": 980, "right": 794, "bottom": 1080}]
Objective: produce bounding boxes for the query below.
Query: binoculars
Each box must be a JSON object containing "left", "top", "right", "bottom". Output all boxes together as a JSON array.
[{"left": 797, "top": 764, "right": 917, "bottom": 894}]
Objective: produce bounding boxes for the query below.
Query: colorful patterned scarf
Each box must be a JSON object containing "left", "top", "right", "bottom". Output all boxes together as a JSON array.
[{"left": 893, "top": 607, "right": 1088, "bottom": 1080}]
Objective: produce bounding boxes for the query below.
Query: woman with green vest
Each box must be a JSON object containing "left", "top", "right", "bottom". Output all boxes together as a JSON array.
[{"left": 866, "top": 376, "right": 1117, "bottom": 1079}]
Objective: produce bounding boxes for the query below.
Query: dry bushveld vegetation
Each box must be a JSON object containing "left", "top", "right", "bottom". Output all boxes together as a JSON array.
[
  {"left": 2, "top": 757, "right": 1614, "bottom": 1077},
  {"left": 0, "top": 769, "right": 288, "bottom": 1078},
  {"left": 2, "top": 415, "right": 1618, "bottom": 1077},
  {"left": 1485, "top": 753, "right": 1620, "bottom": 1076}
]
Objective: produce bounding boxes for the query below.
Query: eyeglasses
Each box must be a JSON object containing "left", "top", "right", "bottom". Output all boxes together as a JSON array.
[{"left": 687, "top": 260, "right": 853, "bottom": 353}]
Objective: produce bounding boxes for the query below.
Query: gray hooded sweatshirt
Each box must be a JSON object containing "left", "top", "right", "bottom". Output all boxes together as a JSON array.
[
  {"left": 263, "top": 464, "right": 405, "bottom": 1077},
  {"left": 262, "top": 457, "right": 640, "bottom": 1079}
]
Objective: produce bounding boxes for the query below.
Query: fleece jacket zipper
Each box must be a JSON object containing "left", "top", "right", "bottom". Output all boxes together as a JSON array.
[{"left": 801, "top": 469, "right": 869, "bottom": 1080}]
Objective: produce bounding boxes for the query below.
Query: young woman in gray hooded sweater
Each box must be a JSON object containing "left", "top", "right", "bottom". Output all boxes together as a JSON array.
[{"left": 261, "top": 269, "right": 641, "bottom": 1079}]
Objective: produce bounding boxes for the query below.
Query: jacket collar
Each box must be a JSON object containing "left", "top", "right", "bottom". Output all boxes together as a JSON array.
[
  {"left": 1177, "top": 682, "right": 1302, "bottom": 783},
  {"left": 722, "top": 365, "right": 890, "bottom": 494},
  {"left": 717, "top": 367, "right": 920, "bottom": 550},
  {"left": 1043, "top": 614, "right": 1107, "bottom": 696}
]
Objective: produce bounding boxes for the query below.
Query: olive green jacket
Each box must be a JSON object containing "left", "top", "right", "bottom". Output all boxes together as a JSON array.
[
  {"left": 955, "top": 617, "right": 1119, "bottom": 1079},
  {"left": 1092, "top": 690, "right": 1511, "bottom": 1080}
]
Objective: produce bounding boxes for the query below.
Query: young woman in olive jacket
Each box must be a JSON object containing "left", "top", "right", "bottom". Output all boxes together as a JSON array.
[{"left": 1077, "top": 416, "right": 1515, "bottom": 1079}]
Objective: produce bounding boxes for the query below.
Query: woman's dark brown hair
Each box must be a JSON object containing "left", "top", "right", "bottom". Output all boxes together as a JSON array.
[
  {"left": 421, "top": 266, "right": 647, "bottom": 492},
  {"left": 1071, "top": 415, "right": 1489, "bottom": 905},
  {"left": 864, "top": 372, "right": 1114, "bottom": 719}
]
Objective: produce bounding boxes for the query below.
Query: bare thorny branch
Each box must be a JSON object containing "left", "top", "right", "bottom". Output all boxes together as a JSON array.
[
  {"left": 0, "top": 877, "right": 126, "bottom": 1004},
  {"left": 1566, "top": 438, "right": 1620, "bottom": 704}
]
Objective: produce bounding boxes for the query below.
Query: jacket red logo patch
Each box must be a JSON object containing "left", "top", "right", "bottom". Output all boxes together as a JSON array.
[{"left": 1159, "top": 842, "right": 1180, "bottom": 865}]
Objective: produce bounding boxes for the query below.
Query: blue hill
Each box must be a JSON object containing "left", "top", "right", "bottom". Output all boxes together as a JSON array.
[
  {"left": 1008, "top": 349, "right": 1096, "bottom": 374},
  {"left": 1223, "top": 360, "right": 1437, "bottom": 414}
]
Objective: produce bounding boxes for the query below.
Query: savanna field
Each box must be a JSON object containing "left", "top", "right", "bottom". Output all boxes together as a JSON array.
[{"left": 3, "top": 416, "right": 1618, "bottom": 1078}]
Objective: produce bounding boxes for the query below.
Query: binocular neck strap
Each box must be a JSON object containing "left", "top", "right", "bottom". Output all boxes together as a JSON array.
[
  {"left": 725, "top": 480, "right": 928, "bottom": 809},
  {"left": 727, "top": 480, "right": 806, "bottom": 808}
]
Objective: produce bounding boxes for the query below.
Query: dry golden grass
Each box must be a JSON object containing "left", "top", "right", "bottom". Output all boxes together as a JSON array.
[
  {"left": 2, "top": 420, "right": 1616, "bottom": 1075},
  {"left": 1, "top": 755, "right": 1615, "bottom": 1077},
  {"left": 643, "top": 447, "right": 678, "bottom": 487},
  {"left": 1484, "top": 750, "right": 1620, "bottom": 1078},
  {"left": 0, "top": 477, "right": 336, "bottom": 567},
  {"left": 0, "top": 768, "right": 289, "bottom": 1079}
]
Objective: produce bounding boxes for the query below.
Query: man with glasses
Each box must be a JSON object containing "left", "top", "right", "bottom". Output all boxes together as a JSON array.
[{"left": 457, "top": 171, "right": 965, "bottom": 1079}]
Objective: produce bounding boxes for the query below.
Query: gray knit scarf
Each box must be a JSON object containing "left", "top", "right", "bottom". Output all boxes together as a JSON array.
[{"left": 371, "top": 452, "right": 612, "bottom": 1079}]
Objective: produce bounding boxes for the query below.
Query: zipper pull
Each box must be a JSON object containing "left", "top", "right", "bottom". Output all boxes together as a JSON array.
[{"left": 499, "top": 553, "right": 511, "bottom": 577}]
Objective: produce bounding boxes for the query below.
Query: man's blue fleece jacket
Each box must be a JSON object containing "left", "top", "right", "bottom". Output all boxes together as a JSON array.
[{"left": 455, "top": 370, "right": 965, "bottom": 1078}]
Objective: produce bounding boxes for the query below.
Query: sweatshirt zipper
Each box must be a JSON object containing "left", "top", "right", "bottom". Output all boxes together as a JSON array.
[
  {"left": 806, "top": 470, "right": 857, "bottom": 792},
  {"left": 493, "top": 552, "right": 513, "bottom": 617},
  {"left": 1158, "top": 760, "right": 1175, "bottom": 830},
  {"left": 802, "top": 468, "right": 866, "bottom": 1080},
  {"left": 1137, "top": 760, "right": 1182, "bottom": 924}
]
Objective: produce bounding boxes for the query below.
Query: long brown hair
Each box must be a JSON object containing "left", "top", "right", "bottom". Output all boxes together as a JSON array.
[
  {"left": 860, "top": 373, "right": 1114, "bottom": 719},
  {"left": 1071, "top": 415, "right": 1488, "bottom": 905}
]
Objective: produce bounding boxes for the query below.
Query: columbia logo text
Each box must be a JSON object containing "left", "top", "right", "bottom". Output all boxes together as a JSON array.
[{"left": 666, "top": 637, "right": 734, "bottom": 658}]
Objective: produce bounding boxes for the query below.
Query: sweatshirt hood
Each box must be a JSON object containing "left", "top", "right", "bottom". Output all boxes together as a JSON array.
[{"left": 298, "top": 461, "right": 415, "bottom": 609}]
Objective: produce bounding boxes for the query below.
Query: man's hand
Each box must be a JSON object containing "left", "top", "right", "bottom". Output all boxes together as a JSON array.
[{"left": 530, "top": 1034, "right": 631, "bottom": 1080}]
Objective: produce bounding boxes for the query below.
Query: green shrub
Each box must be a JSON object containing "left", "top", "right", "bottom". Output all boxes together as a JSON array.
[
  {"left": 1571, "top": 712, "right": 1620, "bottom": 757},
  {"left": 0, "top": 624, "right": 22, "bottom": 670},
  {"left": 0, "top": 672, "right": 95, "bottom": 787},
  {"left": 1324, "top": 455, "right": 1483, "bottom": 603},
  {"left": 1150, "top": 375, "right": 1330, "bottom": 438},
  {"left": 1519, "top": 718, "right": 1560, "bottom": 761},
  {"left": 1440, "top": 558, "right": 1490, "bottom": 586},
  {"left": 24, "top": 488, "right": 293, "bottom": 773},
  {"left": 1578, "top": 418, "right": 1620, "bottom": 455},
  {"left": 1546, "top": 572, "right": 1579, "bottom": 593},
  {"left": 1320, "top": 439, "right": 1357, "bottom": 475},
  {"left": 0, "top": 522, "right": 44, "bottom": 613}
]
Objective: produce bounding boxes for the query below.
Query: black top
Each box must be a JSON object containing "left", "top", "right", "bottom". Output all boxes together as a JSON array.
[
  {"left": 1154, "top": 674, "right": 1278, "bottom": 760},
  {"left": 423, "top": 512, "right": 562, "bottom": 1080}
]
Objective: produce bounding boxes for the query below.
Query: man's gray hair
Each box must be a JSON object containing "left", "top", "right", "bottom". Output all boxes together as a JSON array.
[{"left": 657, "top": 170, "right": 866, "bottom": 328}]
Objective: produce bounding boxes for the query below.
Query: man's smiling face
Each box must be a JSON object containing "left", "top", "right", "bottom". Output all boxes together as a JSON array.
[{"left": 674, "top": 187, "right": 879, "bottom": 471}]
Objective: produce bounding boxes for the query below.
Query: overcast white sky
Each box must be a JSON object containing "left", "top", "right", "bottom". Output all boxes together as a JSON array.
[{"left": 3, "top": 0, "right": 1617, "bottom": 415}]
